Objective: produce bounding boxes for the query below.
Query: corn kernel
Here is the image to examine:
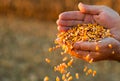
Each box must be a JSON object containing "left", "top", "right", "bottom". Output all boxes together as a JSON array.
[
  {"left": 83, "top": 66, "right": 88, "bottom": 72},
  {"left": 87, "top": 69, "right": 92, "bottom": 74},
  {"left": 89, "top": 58, "right": 93, "bottom": 64},
  {"left": 75, "top": 73, "right": 79, "bottom": 79},
  {"left": 56, "top": 76, "right": 60, "bottom": 81},
  {"left": 62, "top": 74, "right": 66, "bottom": 80},
  {"left": 67, "top": 76, "right": 73, "bottom": 81},
  {"left": 67, "top": 59, "right": 73, "bottom": 67},
  {"left": 95, "top": 46, "right": 99, "bottom": 51},
  {"left": 45, "top": 58, "right": 51, "bottom": 63},
  {"left": 48, "top": 48, "right": 53, "bottom": 52},
  {"left": 66, "top": 72, "right": 70, "bottom": 77},
  {"left": 62, "top": 57, "right": 68, "bottom": 62},
  {"left": 108, "top": 44, "right": 112, "bottom": 48},
  {"left": 44, "top": 76, "right": 49, "bottom": 81},
  {"left": 92, "top": 71, "right": 97, "bottom": 77}
]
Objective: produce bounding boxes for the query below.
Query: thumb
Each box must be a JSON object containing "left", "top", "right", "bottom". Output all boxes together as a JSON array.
[{"left": 78, "top": 3, "right": 102, "bottom": 14}]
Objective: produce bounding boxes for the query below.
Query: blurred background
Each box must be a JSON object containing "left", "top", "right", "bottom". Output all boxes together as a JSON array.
[{"left": 0, "top": 0, "right": 120, "bottom": 81}]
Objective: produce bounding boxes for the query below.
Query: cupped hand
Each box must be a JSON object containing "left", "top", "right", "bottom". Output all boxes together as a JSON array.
[
  {"left": 57, "top": 3, "right": 120, "bottom": 41},
  {"left": 56, "top": 3, "right": 120, "bottom": 62}
]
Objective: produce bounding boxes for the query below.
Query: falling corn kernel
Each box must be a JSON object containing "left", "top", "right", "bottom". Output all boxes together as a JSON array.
[
  {"left": 48, "top": 48, "right": 53, "bottom": 52},
  {"left": 83, "top": 66, "right": 88, "bottom": 72},
  {"left": 67, "top": 76, "right": 73, "bottom": 81},
  {"left": 86, "top": 72, "right": 89, "bottom": 76},
  {"left": 87, "top": 69, "right": 93, "bottom": 74},
  {"left": 89, "top": 58, "right": 93, "bottom": 64},
  {"left": 62, "top": 74, "right": 66, "bottom": 80},
  {"left": 108, "top": 44, "right": 112, "bottom": 48},
  {"left": 63, "top": 79, "right": 67, "bottom": 81},
  {"left": 61, "top": 52, "right": 65, "bottom": 55},
  {"left": 54, "top": 63, "right": 68, "bottom": 74},
  {"left": 45, "top": 58, "right": 51, "bottom": 63},
  {"left": 92, "top": 71, "right": 97, "bottom": 77},
  {"left": 85, "top": 54, "right": 90, "bottom": 61},
  {"left": 75, "top": 73, "right": 79, "bottom": 79},
  {"left": 54, "top": 66, "right": 57, "bottom": 72},
  {"left": 66, "top": 72, "right": 70, "bottom": 77},
  {"left": 62, "top": 57, "right": 68, "bottom": 61},
  {"left": 56, "top": 76, "right": 60, "bottom": 81},
  {"left": 44, "top": 76, "right": 49, "bottom": 81},
  {"left": 67, "top": 59, "right": 73, "bottom": 67}
]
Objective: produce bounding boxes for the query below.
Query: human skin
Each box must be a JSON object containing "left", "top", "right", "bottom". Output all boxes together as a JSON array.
[{"left": 56, "top": 3, "right": 120, "bottom": 62}]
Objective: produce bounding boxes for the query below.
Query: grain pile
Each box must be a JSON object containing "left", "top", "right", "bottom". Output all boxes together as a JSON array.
[
  {"left": 54, "top": 23, "right": 112, "bottom": 61},
  {"left": 45, "top": 23, "right": 112, "bottom": 81}
]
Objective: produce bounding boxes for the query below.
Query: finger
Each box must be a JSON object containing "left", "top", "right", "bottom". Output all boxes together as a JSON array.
[
  {"left": 73, "top": 38, "right": 117, "bottom": 52},
  {"left": 78, "top": 3, "right": 101, "bottom": 14},
  {"left": 75, "top": 50, "right": 111, "bottom": 61},
  {"left": 73, "top": 41, "right": 98, "bottom": 51},
  {"left": 59, "top": 11, "right": 85, "bottom": 20},
  {"left": 83, "top": 14, "right": 95, "bottom": 23},
  {"left": 75, "top": 50, "right": 100, "bottom": 61},
  {"left": 57, "top": 26, "right": 72, "bottom": 32},
  {"left": 56, "top": 19, "right": 83, "bottom": 26}
]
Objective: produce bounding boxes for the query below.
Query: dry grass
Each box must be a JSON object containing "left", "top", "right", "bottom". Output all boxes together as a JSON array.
[{"left": 0, "top": 0, "right": 120, "bottom": 21}]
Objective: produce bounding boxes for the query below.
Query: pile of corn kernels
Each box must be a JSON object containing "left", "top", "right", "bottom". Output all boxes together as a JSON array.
[{"left": 44, "top": 23, "right": 112, "bottom": 81}]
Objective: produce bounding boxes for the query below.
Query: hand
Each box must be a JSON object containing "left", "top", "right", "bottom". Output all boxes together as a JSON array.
[
  {"left": 73, "top": 37, "right": 120, "bottom": 62},
  {"left": 57, "top": 3, "right": 120, "bottom": 41},
  {"left": 56, "top": 3, "right": 120, "bottom": 62}
]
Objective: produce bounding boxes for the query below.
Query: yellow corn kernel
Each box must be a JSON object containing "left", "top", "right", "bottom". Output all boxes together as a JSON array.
[
  {"left": 67, "top": 76, "right": 73, "bottom": 81},
  {"left": 92, "top": 71, "right": 97, "bottom": 77},
  {"left": 56, "top": 76, "right": 60, "bottom": 81},
  {"left": 66, "top": 72, "right": 70, "bottom": 77},
  {"left": 87, "top": 69, "right": 92, "bottom": 74},
  {"left": 61, "top": 52, "right": 65, "bottom": 55},
  {"left": 44, "top": 76, "right": 49, "bottom": 81},
  {"left": 86, "top": 72, "right": 89, "bottom": 76},
  {"left": 75, "top": 73, "right": 79, "bottom": 79},
  {"left": 89, "top": 58, "right": 93, "bottom": 64},
  {"left": 95, "top": 46, "right": 99, "bottom": 51},
  {"left": 54, "top": 66, "right": 57, "bottom": 72},
  {"left": 48, "top": 48, "right": 53, "bottom": 52},
  {"left": 108, "top": 44, "right": 112, "bottom": 48},
  {"left": 83, "top": 66, "right": 88, "bottom": 72},
  {"left": 67, "top": 59, "right": 73, "bottom": 67},
  {"left": 85, "top": 54, "right": 90, "bottom": 61},
  {"left": 62, "top": 57, "right": 68, "bottom": 61},
  {"left": 45, "top": 58, "right": 51, "bottom": 63},
  {"left": 62, "top": 74, "right": 66, "bottom": 80}
]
